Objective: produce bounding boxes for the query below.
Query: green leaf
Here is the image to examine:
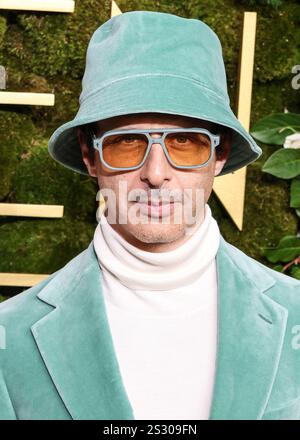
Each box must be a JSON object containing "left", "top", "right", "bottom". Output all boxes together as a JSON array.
[
  {"left": 290, "top": 176, "right": 300, "bottom": 208},
  {"left": 273, "top": 265, "right": 284, "bottom": 272},
  {"left": 262, "top": 235, "right": 300, "bottom": 263},
  {"left": 262, "top": 148, "right": 300, "bottom": 179},
  {"left": 296, "top": 209, "right": 300, "bottom": 218},
  {"left": 251, "top": 113, "right": 300, "bottom": 145},
  {"left": 290, "top": 265, "right": 300, "bottom": 280}
]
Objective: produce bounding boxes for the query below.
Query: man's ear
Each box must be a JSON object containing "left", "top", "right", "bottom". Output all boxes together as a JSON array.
[
  {"left": 214, "top": 130, "right": 232, "bottom": 177},
  {"left": 77, "top": 127, "right": 97, "bottom": 177}
]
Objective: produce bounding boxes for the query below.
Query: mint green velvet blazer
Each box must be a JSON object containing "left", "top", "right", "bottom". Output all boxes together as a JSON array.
[{"left": 0, "top": 235, "right": 300, "bottom": 420}]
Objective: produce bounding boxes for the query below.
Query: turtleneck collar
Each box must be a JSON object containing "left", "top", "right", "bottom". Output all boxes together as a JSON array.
[{"left": 93, "top": 203, "right": 220, "bottom": 292}]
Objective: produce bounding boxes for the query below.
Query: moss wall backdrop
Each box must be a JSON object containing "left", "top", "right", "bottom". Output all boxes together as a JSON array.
[{"left": 0, "top": 0, "right": 300, "bottom": 300}]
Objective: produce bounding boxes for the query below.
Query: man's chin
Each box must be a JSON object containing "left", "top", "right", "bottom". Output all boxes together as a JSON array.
[{"left": 123, "top": 221, "right": 187, "bottom": 246}]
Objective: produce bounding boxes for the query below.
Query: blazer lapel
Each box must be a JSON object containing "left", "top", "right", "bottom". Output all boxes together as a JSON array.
[
  {"left": 31, "top": 242, "right": 134, "bottom": 420},
  {"left": 209, "top": 236, "right": 289, "bottom": 420},
  {"left": 31, "top": 235, "right": 289, "bottom": 420}
]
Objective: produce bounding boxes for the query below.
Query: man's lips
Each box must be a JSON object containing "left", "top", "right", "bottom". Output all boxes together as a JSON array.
[
  {"left": 133, "top": 200, "right": 175, "bottom": 206},
  {"left": 134, "top": 200, "right": 176, "bottom": 218}
]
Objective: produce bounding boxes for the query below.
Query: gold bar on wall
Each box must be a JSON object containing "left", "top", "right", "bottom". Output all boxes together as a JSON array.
[
  {"left": 0, "top": 203, "right": 64, "bottom": 218},
  {"left": 0, "top": 92, "right": 55, "bottom": 106},
  {"left": 236, "top": 12, "right": 257, "bottom": 131},
  {"left": 0, "top": 273, "right": 49, "bottom": 287},
  {"left": 212, "top": 12, "right": 257, "bottom": 231},
  {"left": 0, "top": 0, "right": 75, "bottom": 13}
]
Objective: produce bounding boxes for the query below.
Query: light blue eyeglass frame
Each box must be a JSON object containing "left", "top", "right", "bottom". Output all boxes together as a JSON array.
[{"left": 92, "top": 127, "right": 220, "bottom": 171}]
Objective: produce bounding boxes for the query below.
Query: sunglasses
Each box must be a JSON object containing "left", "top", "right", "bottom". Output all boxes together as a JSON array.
[{"left": 92, "top": 127, "right": 221, "bottom": 171}]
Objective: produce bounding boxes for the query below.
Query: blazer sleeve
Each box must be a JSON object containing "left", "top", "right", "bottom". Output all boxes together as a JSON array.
[{"left": 0, "top": 369, "right": 17, "bottom": 420}]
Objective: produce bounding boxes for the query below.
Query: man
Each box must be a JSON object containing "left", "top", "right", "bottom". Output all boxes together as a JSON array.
[{"left": 0, "top": 10, "right": 300, "bottom": 420}]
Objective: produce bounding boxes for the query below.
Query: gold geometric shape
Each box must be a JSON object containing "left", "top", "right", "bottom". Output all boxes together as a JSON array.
[
  {"left": 212, "top": 167, "right": 247, "bottom": 230},
  {"left": 0, "top": 273, "right": 49, "bottom": 287},
  {"left": 0, "top": 0, "right": 75, "bottom": 13},
  {"left": 213, "top": 12, "right": 257, "bottom": 231},
  {"left": 236, "top": 12, "right": 257, "bottom": 131},
  {"left": 111, "top": 0, "right": 122, "bottom": 16},
  {"left": 0, "top": 91, "right": 55, "bottom": 106},
  {"left": 0, "top": 203, "right": 64, "bottom": 218}
]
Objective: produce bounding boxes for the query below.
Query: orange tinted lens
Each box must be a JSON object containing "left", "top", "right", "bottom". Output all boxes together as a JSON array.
[
  {"left": 102, "top": 133, "right": 148, "bottom": 168},
  {"left": 165, "top": 132, "right": 211, "bottom": 166}
]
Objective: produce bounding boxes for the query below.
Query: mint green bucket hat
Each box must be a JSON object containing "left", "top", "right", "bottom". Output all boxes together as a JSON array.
[{"left": 48, "top": 10, "right": 262, "bottom": 176}]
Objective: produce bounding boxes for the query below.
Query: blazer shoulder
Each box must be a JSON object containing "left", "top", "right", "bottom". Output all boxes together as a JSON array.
[
  {"left": 0, "top": 244, "right": 92, "bottom": 328},
  {"left": 0, "top": 272, "right": 55, "bottom": 324}
]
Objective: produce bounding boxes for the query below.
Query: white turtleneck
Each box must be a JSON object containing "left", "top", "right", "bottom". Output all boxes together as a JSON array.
[{"left": 93, "top": 203, "right": 220, "bottom": 420}]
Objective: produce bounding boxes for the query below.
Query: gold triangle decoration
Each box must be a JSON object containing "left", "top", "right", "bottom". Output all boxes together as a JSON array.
[
  {"left": 213, "top": 12, "right": 257, "bottom": 231},
  {"left": 212, "top": 167, "right": 247, "bottom": 231},
  {"left": 111, "top": 0, "right": 122, "bottom": 16}
]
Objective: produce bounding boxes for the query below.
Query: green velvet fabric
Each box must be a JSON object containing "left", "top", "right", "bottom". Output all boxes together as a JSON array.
[{"left": 0, "top": 235, "right": 299, "bottom": 420}]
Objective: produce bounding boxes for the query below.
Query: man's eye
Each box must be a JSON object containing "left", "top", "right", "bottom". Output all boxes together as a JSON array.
[
  {"left": 175, "top": 136, "right": 189, "bottom": 143},
  {"left": 169, "top": 134, "right": 192, "bottom": 143},
  {"left": 123, "top": 135, "right": 139, "bottom": 142},
  {"left": 113, "top": 134, "right": 143, "bottom": 143}
]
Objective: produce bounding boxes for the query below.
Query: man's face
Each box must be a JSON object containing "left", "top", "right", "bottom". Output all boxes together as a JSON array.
[{"left": 78, "top": 113, "right": 231, "bottom": 252}]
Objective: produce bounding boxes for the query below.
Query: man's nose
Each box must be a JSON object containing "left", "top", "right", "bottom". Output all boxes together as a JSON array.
[{"left": 139, "top": 136, "right": 172, "bottom": 186}]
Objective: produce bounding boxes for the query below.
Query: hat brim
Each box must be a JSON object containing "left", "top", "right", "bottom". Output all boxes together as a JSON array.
[{"left": 48, "top": 74, "right": 262, "bottom": 176}]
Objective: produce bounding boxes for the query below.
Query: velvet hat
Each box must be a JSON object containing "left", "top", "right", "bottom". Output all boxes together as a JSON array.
[{"left": 48, "top": 10, "right": 262, "bottom": 176}]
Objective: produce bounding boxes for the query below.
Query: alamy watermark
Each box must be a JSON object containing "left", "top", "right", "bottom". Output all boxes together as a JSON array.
[
  {"left": 291, "top": 325, "right": 300, "bottom": 350},
  {"left": 95, "top": 182, "right": 205, "bottom": 236},
  {"left": 291, "top": 65, "right": 300, "bottom": 90},
  {"left": 0, "top": 324, "right": 6, "bottom": 349}
]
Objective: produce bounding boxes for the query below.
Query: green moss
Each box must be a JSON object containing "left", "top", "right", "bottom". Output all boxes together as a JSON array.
[
  {"left": 0, "top": 111, "right": 36, "bottom": 200},
  {"left": 0, "top": 217, "right": 96, "bottom": 274},
  {"left": 237, "top": 0, "right": 282, "bottom": 5},
  {"left": 10, "top": 141, "right": 98, "bottom": 222},
  {"left": 210, "top": 161, "right": 299, "bottom": 266},
  {"left": 254, "top": 4, "right": 300, "bottom": 83},
  {"left": 251, "top": 78, "right": 300, "bottom": 126},
  {"left": 0, "top": 15, "right": 7, "bottom": 46},
  {"left": 0, "top": 294, "right": 10, "bottom": 303},
  {"left": 1, "top": 1, "right": 111, "bottom": 80},
  {"left": 5, "top": 69, "right": 52, "bottom": 93}
]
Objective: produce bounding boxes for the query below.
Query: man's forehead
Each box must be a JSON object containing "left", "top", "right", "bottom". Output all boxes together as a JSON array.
[{"left": 95, "top": 113, "right": 214, "bottom": 133}]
